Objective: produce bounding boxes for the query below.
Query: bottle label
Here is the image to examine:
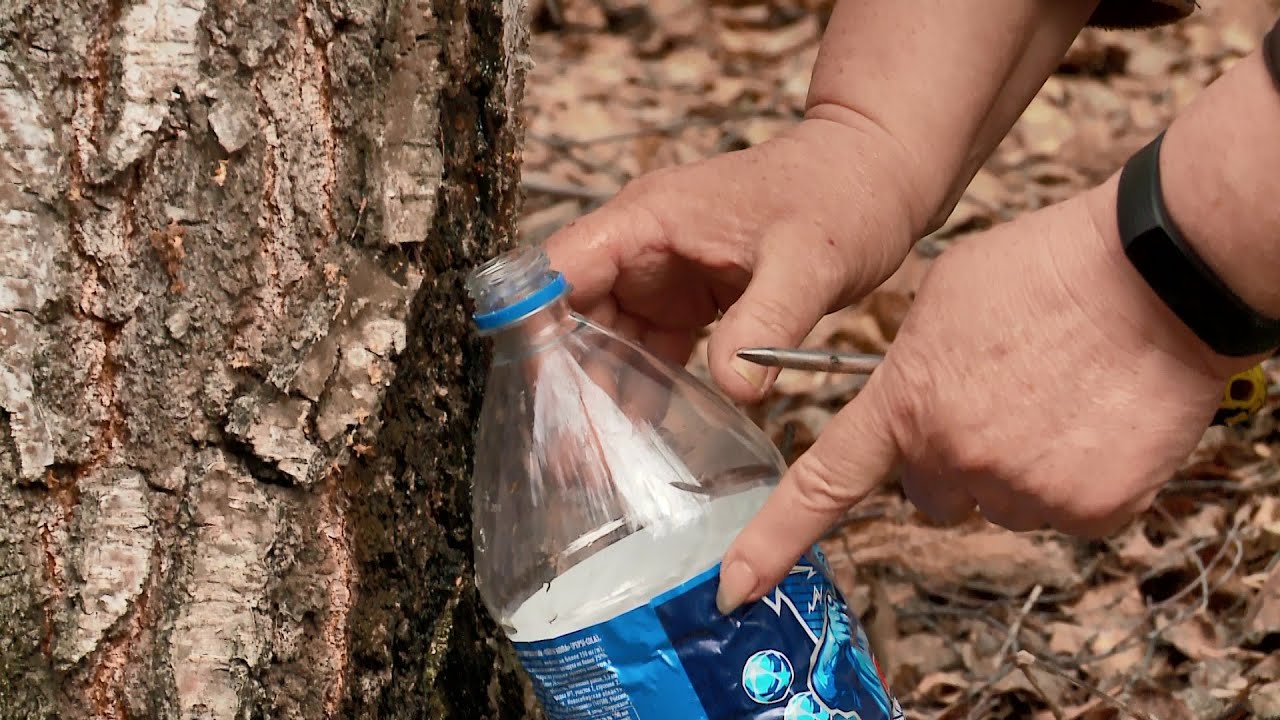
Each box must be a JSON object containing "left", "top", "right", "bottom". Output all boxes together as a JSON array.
[{"left": 511, "top": 547, "right": 904, "bottom": 720}]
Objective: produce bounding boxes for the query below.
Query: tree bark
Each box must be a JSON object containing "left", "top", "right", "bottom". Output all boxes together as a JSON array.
[{"left": 0, "top": 0, "right": 537, "bottom": 717}]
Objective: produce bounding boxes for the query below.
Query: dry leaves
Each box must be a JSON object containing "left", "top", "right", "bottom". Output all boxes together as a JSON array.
[
  {"left": 519, "top": 0, "right": 1280, "bottom": 717},
  {"left": 830, "top": 519, "right": 1082, "bottom": 595}
]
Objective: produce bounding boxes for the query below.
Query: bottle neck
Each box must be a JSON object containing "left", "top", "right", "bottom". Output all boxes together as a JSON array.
[{"left": 488, "top": 298, "right": 578, "bottom": 362}]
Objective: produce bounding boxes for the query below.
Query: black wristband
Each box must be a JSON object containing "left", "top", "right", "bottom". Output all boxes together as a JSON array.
[
  {"left": 1116, "top": 131, "right": 1280, "bottom": 358},
  {"left": 1265, "top": 16, "right": 1280, "bottom": 93}
]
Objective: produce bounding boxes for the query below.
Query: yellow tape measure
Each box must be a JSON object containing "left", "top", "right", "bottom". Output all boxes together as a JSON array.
[{"left": 1213, "top": 364, "right": 1270, "bottom": 428}]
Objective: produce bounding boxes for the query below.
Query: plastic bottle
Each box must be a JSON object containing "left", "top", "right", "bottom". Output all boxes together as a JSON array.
[{"left": 465, "top": 245, "right": 903, "bottom": 720}]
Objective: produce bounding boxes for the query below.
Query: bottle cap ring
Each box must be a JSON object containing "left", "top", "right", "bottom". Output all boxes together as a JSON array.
[{"left": 473, "top": 273, "right": 569, "bottom": 332}]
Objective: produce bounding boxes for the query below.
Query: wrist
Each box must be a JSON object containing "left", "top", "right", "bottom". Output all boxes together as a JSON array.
[
  {"left": 1158, "top": 51, "right": 1280, "bottom": 319},
  {"left": 805, "top": 0, "right": 1100, "bottom": 240},
  {"left": 1083, "top": 175, "right": 1264, "bottom": 380},
  {"left": 790, "top": 111, "right": 926, "bottom": 256}
]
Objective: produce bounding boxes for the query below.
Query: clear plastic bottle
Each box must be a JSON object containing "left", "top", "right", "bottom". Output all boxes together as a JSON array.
[{"left": 466, "top": 245, "right": 903, "bottom": 720}]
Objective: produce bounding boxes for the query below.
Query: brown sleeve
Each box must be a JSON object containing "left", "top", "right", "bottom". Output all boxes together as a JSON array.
[{"left": 1087, "top": 0, "right": 1197, "bottom": 29}]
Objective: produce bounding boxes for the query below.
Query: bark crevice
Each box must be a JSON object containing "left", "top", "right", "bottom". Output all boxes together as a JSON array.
[{"left": 1, "top": 0, "right": 534, "bottom": 716}]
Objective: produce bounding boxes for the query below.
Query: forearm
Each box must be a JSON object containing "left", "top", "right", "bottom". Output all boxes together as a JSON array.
[
  {"left": 1161, "top": 47, "right": 1280, "bottom": 319},
  {"left": 805, "top": 0, "right": 1101, "bottom": 236}
]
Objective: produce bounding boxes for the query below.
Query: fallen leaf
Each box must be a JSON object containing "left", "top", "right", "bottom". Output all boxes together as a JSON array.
[
  {"left": 1190, "top": 657, "right": 1246, "bottom": 695},
  {"left": 916, "top": 671, "right": 969, "bottom": 700},
  {"left": 767, "top": 405, "right": 832, "bottom": 456},
  {"left": 1249, "top": 652, "right": 1280, "bottom": 682},
  {"left": 717, "top": 15, "right": 817, "bottom": 59},
  {"left": 558, "top": 0, "right": 607, "bottom": 30},
  {"left": 1175, "top": 685, "right": 1229, "bottom": 720},
  {"left": 866, "top": 290, "right": 912, "bottom": 342},
  {"left": 1047, "top": 621, "right": 1092, "bottom": 657},
  {"left": 1250, "top": 681, "right": 1280, "bottom": 717},
  {"left": 829, "top": 520, "right": 1082, "bottom": 594},
  {"left": 738, "top": 116, "right": 790, "bottom": 146},
  {"left": 1178, "top": 502, "right": 1229, "bottom": 539},
  {"left": 1125, "top": 41, "right": 1178, "bottom": 77},
  {"left": 992, "top": 662, "right": 1070, "bottom": 710},
  {"left": 890, "top": 634, "right": 961, "bottom": 688},
  {"left": 1171, "top": 73, "right": 1204, "bottom": 111},
  {"left": 1183, "top": 23, "right": 1221, "bottom": 58},
  {"left": 1158, "top": 612, "right": 1227, "bottom": 661},
  {"left": 1111, "top": 522, "right": 1184, "bottom": 570},
  {"left": 933, "top": 196, "right": 990, "bottom": 238},
  {"left": 1244, "top": 560, "right": 1280, "bottom": 640},
  {"left": 1221, "top": 22, "right": 1260, "bottom": 56},
  {"left": 658, "top": 46, "right": 717, "bottom": 89},
  {"left": 519, "top": 200, "right": 582, "bottom": 243},
  {"left": 646, "top": 0, "right": 704, "bottom": 42},
  {"left": 1065, "top": 579, "right": 1149, "bottom": 678},
  {"left": 1122, "top": 688, "right": 1197, "bottom": 720},
  {"left": 822, "top": 309, "right": 889, "bottom": 354},
  {"left": 1072, "top": 79, "right": 1129, "bottom": 127},
  {"left": 1253, "top": 494, "right": 1280, "bottom": 538},
  {"left": 1017, "top": 96, "right": 1076, "bottom": 158}
]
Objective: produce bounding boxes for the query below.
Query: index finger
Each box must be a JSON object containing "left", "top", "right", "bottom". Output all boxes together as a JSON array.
[{"left": 715, "top": 370, "right": 903, "bottom": 614}]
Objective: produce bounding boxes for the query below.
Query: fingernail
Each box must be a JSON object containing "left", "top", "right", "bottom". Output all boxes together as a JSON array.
[
  {"left": 716, "top": 560, "right": 758, "bottom": 615},
  {"left": 730, "top": 355, "right": 767, "bottom": 392}
]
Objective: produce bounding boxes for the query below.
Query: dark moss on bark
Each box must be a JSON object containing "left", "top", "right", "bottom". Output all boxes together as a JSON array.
[{"left": 338, "top": 0, "right": 537, "bottom": 718}]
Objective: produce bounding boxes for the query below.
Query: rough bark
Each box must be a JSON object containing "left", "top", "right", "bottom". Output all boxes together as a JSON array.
[{"left": 0, "top": 0, "right": 536, "bottom": 717}]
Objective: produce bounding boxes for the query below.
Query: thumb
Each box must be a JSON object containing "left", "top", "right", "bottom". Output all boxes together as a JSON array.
[
  {"left": 543, "top": 197, "right": 668, "bottom": 314},
  {"left": 707, "top": 226, "right": 846, "bottom": 402},
  {"left": 715, "top": 369, "right": 903, "bottom": 614}
]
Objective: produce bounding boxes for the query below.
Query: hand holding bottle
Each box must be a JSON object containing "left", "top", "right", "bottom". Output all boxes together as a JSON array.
[{"left": 544, "top": 118, "right": 920, "bottom": 405}]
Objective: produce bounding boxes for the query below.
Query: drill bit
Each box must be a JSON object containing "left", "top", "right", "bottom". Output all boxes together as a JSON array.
[{"left": 735, "top": 347, "right": 884, "bottom": 375}]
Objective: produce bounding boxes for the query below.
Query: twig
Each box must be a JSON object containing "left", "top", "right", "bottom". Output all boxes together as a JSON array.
[
  {"left": 1186, "top": 538, "right": 1213, "bottom": 614},
  {"left": 1016, "top": 651, "right": 1157, "bottom": 720},
  {"left": 521, "top": 175, "right": 616, "bottom": 201},
  {"left": 961, "top": 678, "right": 1007, "bottom": 720},
  {"left": 561, "top": 146, "right": 632, "bottom": 186},
  {"left": 1165, "top": 460, "right": 1280, "bottom": 493},
  {"left": 530, "top": 118, "right": 720, "bottom": 148},
  {"left": 347, "top": 196, "right": 368, "bottom": 244},
  {"left": 1123, "top": 631, "right": 1161, "bottom": 694},
  {"left": 995, "top": 584, "right": 1043, "bottom": 667},
  {"left": 961, "top": 662, "right": 1013, "bottom": 720},
  {"left": 529, "top": 109, "right": 800, "bottom": 149},
  {"left": 1016, "top": 658, "right": 1066, "bottom": 720}
]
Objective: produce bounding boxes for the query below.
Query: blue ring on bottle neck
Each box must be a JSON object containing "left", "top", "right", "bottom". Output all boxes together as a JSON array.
[{"left": 473, "top": 273, "right": 569, "bottom": 331}]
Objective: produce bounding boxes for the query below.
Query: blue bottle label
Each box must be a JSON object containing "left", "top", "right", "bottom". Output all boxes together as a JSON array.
[{"left": 511, "top": 548, "right": 904, "bottom": 720}]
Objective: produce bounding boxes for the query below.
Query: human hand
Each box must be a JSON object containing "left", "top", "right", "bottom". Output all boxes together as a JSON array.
[
  {"left": 715, "top": 174, "right": 1257, "bottom": 614},
  {"left": 543, "top": 116, "right": 923, "bottom": 404}
]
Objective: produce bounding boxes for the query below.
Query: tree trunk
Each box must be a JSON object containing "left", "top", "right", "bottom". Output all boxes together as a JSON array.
[{"left": 0, "top": 0, "right": 537, "bottom": 717}]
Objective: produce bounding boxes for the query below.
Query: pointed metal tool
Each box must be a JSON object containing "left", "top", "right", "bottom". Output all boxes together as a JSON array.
[
  {"left": 739, "top": 347, "right": 1271, "bottom": 429},
  {"left": 735, "top": 347, "right": 883, "bottom": 375}
]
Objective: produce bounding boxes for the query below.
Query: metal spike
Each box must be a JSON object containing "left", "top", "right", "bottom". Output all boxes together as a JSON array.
[{"left": 735, "top": 347, "right": 884, "bottom": 375}]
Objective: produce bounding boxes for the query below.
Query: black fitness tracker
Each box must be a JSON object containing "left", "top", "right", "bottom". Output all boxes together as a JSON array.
[
  {"left": 1265, "top": 16, "right": 1280, "bottom": 93},
  {"left": 1115, "top": 131, "right": 1280, "bottom": 358}
]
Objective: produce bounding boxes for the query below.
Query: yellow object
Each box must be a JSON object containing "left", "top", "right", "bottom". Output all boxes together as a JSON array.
[{"left": 1213, "top": 364, "right": 1269, "bottom": 428}]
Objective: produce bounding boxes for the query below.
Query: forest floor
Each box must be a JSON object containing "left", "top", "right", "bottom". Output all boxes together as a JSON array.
[{"left": 514, "top": 1, "right": 1280, "bottom": 718}]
